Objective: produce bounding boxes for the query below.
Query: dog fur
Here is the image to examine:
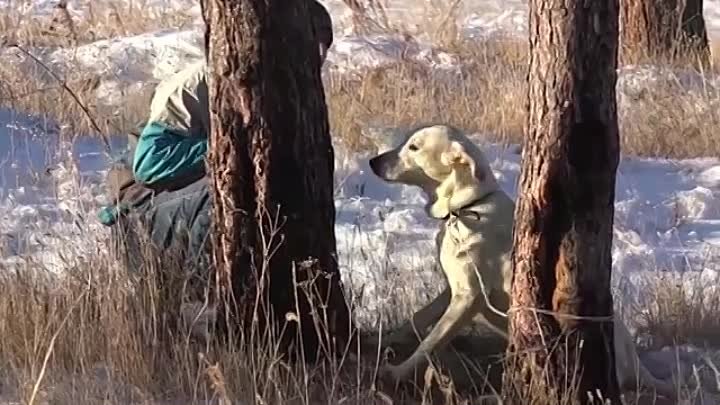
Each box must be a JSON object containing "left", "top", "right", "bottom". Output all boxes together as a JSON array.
[{"left": 368, "top": 123, "right": 677, "bottom": 398}]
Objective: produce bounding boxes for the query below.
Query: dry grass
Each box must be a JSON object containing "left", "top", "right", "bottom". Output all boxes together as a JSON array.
[
  {"left": 326, "top": 40, "right": 720, "bottom": 160},
  {"left": 0, "top": 220, "right": 503, "bottom": 405},
  {"left": 325, "top": 38, "right": 528, "bottom": 154},
  {"left": 637, "top": 273, "right": 720, "bottom": 349},
  {"left": 2, "top": 0, "right": 720, "bottom": 404},
  {"left": 0, "top": 0, "right": 191, "bottom": 141},
  {"left": 0, "top": 254, "right": 339, "bottom": 405},
  {"left": 0, "top": 0, "right": 196, "bottom": 47},
  {"left": 1, "top": 2, "right": 718, "bottom": 157},
  {"left": 4, "top": 252, "right": 715, "bottom": 405},
  {"left": 0, "top": 54, "right": 152, "bottom": 142}
]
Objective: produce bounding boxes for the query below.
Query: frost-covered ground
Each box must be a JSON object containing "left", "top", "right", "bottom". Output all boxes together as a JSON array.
[
  {"left": 2, "top": 0, "right": 720, "bottom": 399},
  {"left": 2, "top": 107, "right": 720, "bottom": 324},
  {"left": 4, "top": 0, "right": 720, "bottom": 109},
  {"left": 6, "top": 0, "right": 720, "bottom": 38}
]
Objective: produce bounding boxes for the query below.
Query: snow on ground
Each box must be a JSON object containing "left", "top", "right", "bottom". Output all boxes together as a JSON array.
[
  {"left": 4, "top": 0, "right": 720, "bottom": 110},
  {"left": 1, "top": 28, "right": 462, "bottom": 108},
  {"left": 2, "top": 107, "right": 720, "bottom": 328},
  {"left": 2, "top": 0, "right": 720, "bottom": 397},
  {"left": 2, "top": 122, "right": 720, "bottom": 399},
  {"left": 0, "top": 0, "right": 718, "bottom": 338},
  {"left": 7, "top": 0, "right": 719, "bottom": 39},
  {"left": 0, "top": 109, "right": 126, "bottom": 270}
]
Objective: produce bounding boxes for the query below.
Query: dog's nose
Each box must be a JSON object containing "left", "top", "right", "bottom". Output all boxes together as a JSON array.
[
  {"left": 369, "top": 155, "right": 387, "bottom": 177},
  {"left": 369, "top": 156, "right": 380, "bottom": 173},
  {"left": 369, "top": 152, "right": 399, "bottom": 180}
]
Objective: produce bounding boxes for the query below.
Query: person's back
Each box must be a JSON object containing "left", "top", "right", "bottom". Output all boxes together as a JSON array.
[
  {"left": 132, "top": 61, "right": 209, "bottom": 192},
  {"left": 101, "top": 0, "right": 335, "bottom": 257},
  {"left": 148, "top": 60, "right": 209, "bottom": 137},
  {"left": 98, "top": 63, "right": 210, "bottom": 274},
  {"left": 132, "top": 0, "right": 334, "bottom": 192}
]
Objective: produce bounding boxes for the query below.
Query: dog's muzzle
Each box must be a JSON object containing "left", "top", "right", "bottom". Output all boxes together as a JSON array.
[{"left": 369, "top": 151, "right": 401, "bottom": 180}]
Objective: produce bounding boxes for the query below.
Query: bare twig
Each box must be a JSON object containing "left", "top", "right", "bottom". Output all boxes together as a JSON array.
[
  {"left": 27, "top": 290, "right": 87, "bottom": 405},
  {"left": 10, "top": 44, "right": 112, "bottom": 155}
]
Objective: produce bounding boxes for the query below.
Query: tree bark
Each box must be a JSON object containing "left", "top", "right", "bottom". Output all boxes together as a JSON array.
[
  {"left": 502, "top": 0, "right": 621, "bottom": 404},
  {"left": 202, "top": 0, "right": 351, "bottom": 360},
  {"left": 620, "top": 0, "right": 710, "bottom": 66}
]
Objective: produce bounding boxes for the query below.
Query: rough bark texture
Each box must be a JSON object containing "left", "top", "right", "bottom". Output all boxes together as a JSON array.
[
  {"left": 202, "top": 0, "right": 351, "bottom": 360},
  {"left": 502, "top": 0, "right": 621, "bottom": 404},
  {"left": 620, "top": 0, "right": 709, "bottom": 66}
]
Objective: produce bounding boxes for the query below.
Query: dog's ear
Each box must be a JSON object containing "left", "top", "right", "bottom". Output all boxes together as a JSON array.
[{"left": 441, "top": 141, "right": 484, "bottom": 181}]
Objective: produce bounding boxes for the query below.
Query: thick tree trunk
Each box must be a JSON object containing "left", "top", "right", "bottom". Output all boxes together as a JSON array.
[
  {"left": 620, "top": 0, "right": 710, "bottom": 66},
  {"left": 202, "top": 0, "right": 351, "bottom": 360},
  {"left": 502, "top": 0, "right": 621, "bottom": 404}
]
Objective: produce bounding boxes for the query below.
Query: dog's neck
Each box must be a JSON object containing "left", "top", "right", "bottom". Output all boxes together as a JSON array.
[{"left": 425, "top": 171, "right": 499, "bottom": 220}]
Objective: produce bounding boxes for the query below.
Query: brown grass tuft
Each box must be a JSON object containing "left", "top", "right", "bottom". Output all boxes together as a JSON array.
[
  {"left": 636, "top": 273, "right": 720, "bottom": 349},
  {"left": 0, "top": 0, "right": 196, "bottom": 47},
  {"left": 1, "top": 1, "right": 720, "bottom": 404}
]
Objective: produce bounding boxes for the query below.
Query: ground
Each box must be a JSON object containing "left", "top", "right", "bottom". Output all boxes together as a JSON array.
[{"left": 1, "top": 0, "right": 720, "bottom": 404}]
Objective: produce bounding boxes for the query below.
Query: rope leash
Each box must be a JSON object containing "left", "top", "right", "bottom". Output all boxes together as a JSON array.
[
  {"left": 446, "top": 210, "right": 616, "bottom": 325},
  {"left": 506, "top": 306, "right": 615, "bottom": 322}
]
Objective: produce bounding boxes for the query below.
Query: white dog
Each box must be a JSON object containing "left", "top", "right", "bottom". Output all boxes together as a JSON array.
[{"left": 368, "top": 124, "right": 676, "bottom": 398}]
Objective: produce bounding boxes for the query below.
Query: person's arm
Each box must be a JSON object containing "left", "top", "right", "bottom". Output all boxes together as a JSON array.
[{"left": 132, "top": 122, "right": 207, "bottom": 188}]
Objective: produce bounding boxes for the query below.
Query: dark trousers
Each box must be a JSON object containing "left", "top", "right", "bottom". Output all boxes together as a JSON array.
[{"left": 115, "top": 176, "right": 213, "bottom": 301}]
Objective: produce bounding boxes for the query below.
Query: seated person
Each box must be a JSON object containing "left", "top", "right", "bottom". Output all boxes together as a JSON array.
[{"left": 99, "top": 1, "right": 334, "bottom": 288}]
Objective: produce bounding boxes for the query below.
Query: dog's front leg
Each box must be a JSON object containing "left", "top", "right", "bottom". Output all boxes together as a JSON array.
[{"left": 382, "top": 291, "right": 476, "bottom": 383}]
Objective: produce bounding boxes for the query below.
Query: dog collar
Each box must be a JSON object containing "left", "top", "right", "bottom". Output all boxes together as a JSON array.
[{"left": 443, "top": 193, "right": 493, "bottom": 221}]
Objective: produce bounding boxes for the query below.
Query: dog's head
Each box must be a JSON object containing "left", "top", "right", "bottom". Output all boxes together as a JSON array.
[{"left": 369, "top": 124, "right": 499, "bottom": 219}]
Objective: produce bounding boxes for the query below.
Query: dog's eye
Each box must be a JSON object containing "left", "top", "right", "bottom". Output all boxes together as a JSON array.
[{"left": 408, "top": 144, "right": 418, "bottom": 151}]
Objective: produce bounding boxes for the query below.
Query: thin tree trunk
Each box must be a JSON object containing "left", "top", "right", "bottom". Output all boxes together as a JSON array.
[
  {"left": 680, "top": 0, "right": 710, "bottom": 63},
  {"left": 202, "top": 0, "right": 351, "bottom": 360},
  {"left": 620, "top": 0, "right": 710, "bottom": 66},
  {"left": 502, "top": 0, "right": 621, "bottom": 404}
]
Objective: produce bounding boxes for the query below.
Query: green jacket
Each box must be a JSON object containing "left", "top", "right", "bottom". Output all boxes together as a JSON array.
[
  {"left": 100, "top": 0, "right": 335, "bottom": 226},
  {"left": 134, "top": 61, "right": 209, "bottom": 188},
  {"left": 98, "top": 62, "right": 209, "bottom": 226},
  {"left": 132, "top": 0, "right": 335, "bottom": 189}
]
